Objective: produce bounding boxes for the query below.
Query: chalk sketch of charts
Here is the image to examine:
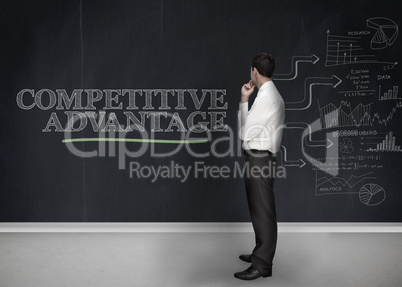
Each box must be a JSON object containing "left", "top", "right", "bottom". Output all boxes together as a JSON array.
[
  {"left": 315, "top": 172, "right": 377, "bottom": 195},
  {"left": 359, "top": 183, "right": 386, "bottom": 206},
  {"left": 367, "top": 17, "right": 399, "bottom": 50},
  {"left": 325, "top": 30, "right": 397, "bottom": 66}
]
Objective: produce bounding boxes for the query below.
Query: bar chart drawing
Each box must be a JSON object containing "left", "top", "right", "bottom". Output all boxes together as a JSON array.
[
  {"left": 325, "top": 30, "right": 397, "bottom": 67},
  {"left": 325, "top": 32, "right": 366, "bottom": 66},
  {"left": 378, "top": 85, "right": 400, "bottom": 101},
  {"left": 366, "top": 131, "right": 402, "bottom": 152}
]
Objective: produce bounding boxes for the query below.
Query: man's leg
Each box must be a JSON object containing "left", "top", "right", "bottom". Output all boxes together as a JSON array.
[{"left": 244, "top": 154, "right": 277, "bottom": 275}]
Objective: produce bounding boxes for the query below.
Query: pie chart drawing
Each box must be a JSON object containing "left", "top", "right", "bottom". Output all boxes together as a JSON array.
[
  {"left": 359, "top": 183, "right": 386, "bottom": 206},
  {"left": 367, "top": 17, "right": 398, "bottom": 50},
  {"left": 339, "top": 138, "right": 354, "bottom": 154}
]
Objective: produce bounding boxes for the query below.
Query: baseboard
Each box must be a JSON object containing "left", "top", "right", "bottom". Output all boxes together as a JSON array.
[{"left": 0, "top": 222, "right": 402, "bottom": 233}]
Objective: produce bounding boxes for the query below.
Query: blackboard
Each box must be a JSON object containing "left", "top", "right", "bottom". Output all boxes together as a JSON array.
[{"left": 1, "top": 0, "right": 401, "bottom": 222}]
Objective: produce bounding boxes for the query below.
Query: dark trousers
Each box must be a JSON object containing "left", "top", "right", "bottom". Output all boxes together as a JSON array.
[{"left": 244, "top": 151, "right": 278, "bottom": 275}]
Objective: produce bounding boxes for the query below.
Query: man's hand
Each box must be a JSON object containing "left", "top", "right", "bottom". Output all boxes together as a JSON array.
[{"left": 241, "top": 80, "right": 255, "bottom": 103}]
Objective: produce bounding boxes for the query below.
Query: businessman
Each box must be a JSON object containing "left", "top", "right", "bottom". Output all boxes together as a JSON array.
[{"left": 235, "top": 53, "right": 285, "bottom": 280}]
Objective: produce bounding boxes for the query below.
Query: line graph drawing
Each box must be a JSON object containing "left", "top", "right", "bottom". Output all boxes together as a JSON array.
[
  {"left": 315, "top": 171, "right": 377, "bottom": 195},
  {"left": 318, "top": 100, "right": 402, "bottom": 128},
  {"left": 319, "top": 100, "right": 372, "bottom": 128},
  {"left": 372, "top": 101, "right": 402, "bottom": 126},
  {"left": 359, "top": 183, "right": 386, "bottom": 206},
  {"left": 317, "top": 172, "right": 376, "bottom": 188},
  {"left": 368, "top": 101, "right": 402, "bottom": 126},
  {"left": 325, "top": 30, "right": 397, "bottom": 67}
]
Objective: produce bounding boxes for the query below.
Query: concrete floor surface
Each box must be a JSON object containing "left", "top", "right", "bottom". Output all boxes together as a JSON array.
[{"left": 0, "top": 232, "right": 401, "bottom": 287}]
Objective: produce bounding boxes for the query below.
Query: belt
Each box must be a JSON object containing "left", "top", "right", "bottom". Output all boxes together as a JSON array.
[{"left": 243, "top": 149, "right": 273, "bottom": 156}]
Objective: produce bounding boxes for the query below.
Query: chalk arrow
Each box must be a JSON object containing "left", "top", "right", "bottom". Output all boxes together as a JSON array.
[
  {"left": 285, "top": 75, "right": 342, "bottom": 111},
  {"left": 285, "top": 122, "right": 327, "bottom": 147},
  {"left": 331, "top": 75, "right": 342, "bottom": 88},
  {"left": 279, "top": 145, "right": 306, "bottom": 168},
  {"left": 285, "top": 159, "right": 306, "bottom": 168},
  {"left": 274, "top": 54, "right": 320, "bottom": 81}
]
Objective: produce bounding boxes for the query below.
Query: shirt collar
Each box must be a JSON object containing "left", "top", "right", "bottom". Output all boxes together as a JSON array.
[{"left": 258, "top": 80, "right": 272, "bottom": 92}]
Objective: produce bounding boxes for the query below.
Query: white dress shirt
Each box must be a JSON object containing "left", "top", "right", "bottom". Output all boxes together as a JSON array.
[{"left": 238, "top": 81, "right": 285, "bottom": 153}]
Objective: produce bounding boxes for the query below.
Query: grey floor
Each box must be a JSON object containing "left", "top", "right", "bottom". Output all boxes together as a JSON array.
[{"left": 0, "top": 232, "right": 401, "bottom": 287}]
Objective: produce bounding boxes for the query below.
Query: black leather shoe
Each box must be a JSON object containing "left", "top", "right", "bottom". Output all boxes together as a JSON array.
[
  {"left": 234, "top": 265, "right": 272, "bottom": 280},
  {"left": 239, "top": 254, "right": 252, "bottom": 263}
]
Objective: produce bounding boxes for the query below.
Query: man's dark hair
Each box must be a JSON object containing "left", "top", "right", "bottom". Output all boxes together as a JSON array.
[{"left": 251, "top": 53, "right": 275, "bottom": 78}]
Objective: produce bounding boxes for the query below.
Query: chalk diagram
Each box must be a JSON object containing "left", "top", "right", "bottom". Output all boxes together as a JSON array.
[
  {"left": 378, "top": 85, "right": 400, "bottom": 101},
  {"left": 276, "top": 16, "right": 398, "bottom": 208},
  {"left": 366, "top": 131, "right": 402, "bottom": 152},
  {"left": 359, "top": 183, "right": 386, "bottom": 206},
  {"left": 318, "top": 100, "right": 402, "bottom": 128},
  {"left": 315, "top": 172, "right": 377, "bottom": 195},
  {"left": 319, "top": 101, "right": 372, "bottom": 128},
  {"left": 339, "top": 138, "right": 354, "bottom": 154},
  {"left": 325, "top": 17, "right": 398, "bottom": 67},
  {"left": 367, "top": 17, "right": 399, "bottom": 50}
]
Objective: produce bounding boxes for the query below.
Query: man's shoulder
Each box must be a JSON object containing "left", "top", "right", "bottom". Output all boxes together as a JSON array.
[{"left": 258, "top": 83, "right": 283, "bottom": 104}]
